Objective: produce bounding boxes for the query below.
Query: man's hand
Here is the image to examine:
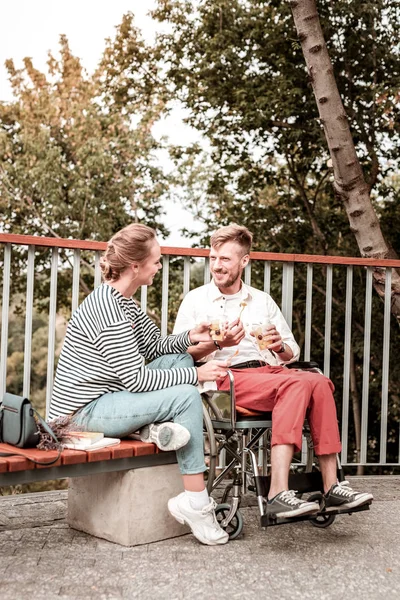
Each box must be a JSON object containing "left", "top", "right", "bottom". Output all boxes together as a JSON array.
[
  {"left": 221, "top": 318, "right": 245, "bottom": 348},
  {"left": 197, "top": 360, "right": 229, "bottom": 382},
  {"left": 250, "top": 324, "right": 293, "bottom": 358}
]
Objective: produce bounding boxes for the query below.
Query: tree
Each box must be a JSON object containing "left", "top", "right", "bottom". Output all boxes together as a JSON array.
[
  {"left": 0, "top": 27, "right": 169, "bottom": 244},
  {"left": 0, "top": 18, "right": 172, "bottom": 307},
  {"left": 152, "top": 0, "right": 400, "bottom": 257},
  {"left": 289, "top": 0, "right": 400, "bottom": 318}
]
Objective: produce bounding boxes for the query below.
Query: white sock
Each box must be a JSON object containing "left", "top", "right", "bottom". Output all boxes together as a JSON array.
[{"left": 185, "top": 488, "right": 210, "bottom": 510}]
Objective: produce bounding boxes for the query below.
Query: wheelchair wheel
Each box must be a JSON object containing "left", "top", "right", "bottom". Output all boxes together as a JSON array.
[
  {"left": 307, "top": 492, "right": 336, "bottom": 528},
  {"left": 309, "top": 513, "right": 336, "bottom": 528},
  {"left": 215, "top": 503, "right": 244, "bottom": 540},
  {"left": 203, "top": 403, "right": 217, "bottom": 494}
]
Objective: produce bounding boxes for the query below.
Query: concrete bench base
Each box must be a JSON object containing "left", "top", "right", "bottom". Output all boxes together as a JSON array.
[{"left": 67, "top": 463, "right": 189, "bottom": 546}]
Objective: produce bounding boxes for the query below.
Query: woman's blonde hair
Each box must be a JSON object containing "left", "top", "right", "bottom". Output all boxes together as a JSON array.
[
  {"left": 100, "top": 223, "right": 157, "bottom": 282},
  {"left": 210, "top": 224, "right": 253, "bottom": 255}
]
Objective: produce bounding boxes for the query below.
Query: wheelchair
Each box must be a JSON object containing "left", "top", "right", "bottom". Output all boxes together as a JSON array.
[{"left": 202, "top": 362, "right": 372, "bottom": 540}]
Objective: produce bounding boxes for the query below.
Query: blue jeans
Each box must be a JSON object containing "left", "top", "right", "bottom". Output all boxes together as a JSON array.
[{"left": 73, "top": 353, "right": 206, "bottom": 475}]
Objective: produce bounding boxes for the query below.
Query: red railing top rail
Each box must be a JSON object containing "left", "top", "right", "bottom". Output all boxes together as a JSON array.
[{"left": 1, "top": 232, "right": 400, "bottom": 268}]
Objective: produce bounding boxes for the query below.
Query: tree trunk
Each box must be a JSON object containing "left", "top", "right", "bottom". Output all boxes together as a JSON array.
[{"left": 290, "top": 0, "right": 400, "bottom": 321}]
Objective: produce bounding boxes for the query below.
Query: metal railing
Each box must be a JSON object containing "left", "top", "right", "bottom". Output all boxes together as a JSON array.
[{"left": 1, "top": 233, "right": 400, "bottom": 468}]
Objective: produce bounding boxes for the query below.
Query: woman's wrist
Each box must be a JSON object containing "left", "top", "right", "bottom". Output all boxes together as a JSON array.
[{"left": 188, "top": 329, "right": 200, "bottom": 345}]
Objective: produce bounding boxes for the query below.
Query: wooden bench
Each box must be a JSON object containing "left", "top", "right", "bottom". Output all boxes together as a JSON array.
[{"left": 0, "top": 439, "right": 188, "bottom": 545}]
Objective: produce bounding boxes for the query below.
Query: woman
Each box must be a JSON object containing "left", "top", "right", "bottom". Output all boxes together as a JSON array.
[{"left": 49, "top": 223, "right": 229, "bottom": 546}]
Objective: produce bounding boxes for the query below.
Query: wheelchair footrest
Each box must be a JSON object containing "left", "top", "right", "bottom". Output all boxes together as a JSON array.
[
  {"left": 255, "top": 471, "right": 325, "bottom": 497},
  {"left": 260, "top": 500, "right": 372, "bottom": 527}
]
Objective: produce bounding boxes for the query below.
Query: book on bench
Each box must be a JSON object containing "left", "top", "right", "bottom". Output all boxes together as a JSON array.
[
  {"left": 62, "top": 435, "right": 121, "bottom": 451},
  {"left": 63, "top": 431, "right": 104, "bottom": 445}
]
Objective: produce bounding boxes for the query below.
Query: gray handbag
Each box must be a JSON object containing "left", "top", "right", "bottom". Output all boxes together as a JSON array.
[
  {"left": 0, "top": 393, "right": 39, "bottom": 447},
  {"left": 0, "top": 393, "right": 61, "bottom": 465}
]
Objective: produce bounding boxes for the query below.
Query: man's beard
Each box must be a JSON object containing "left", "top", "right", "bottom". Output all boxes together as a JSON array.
[{"left": 212, "top": 268, "right": 241, "bottom": 289}]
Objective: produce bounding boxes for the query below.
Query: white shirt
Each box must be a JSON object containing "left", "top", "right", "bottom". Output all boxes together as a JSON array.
[{"left": 173, "top": 279, "right": 300, "bottom": 391}]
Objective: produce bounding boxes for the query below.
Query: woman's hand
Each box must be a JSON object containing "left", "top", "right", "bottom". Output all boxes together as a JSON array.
[
  {"left": 188, "top": 322, "right": 214, "bottom": 344},
  {"left": 197, "top": 360, "right": 229, "bottom": 382}
]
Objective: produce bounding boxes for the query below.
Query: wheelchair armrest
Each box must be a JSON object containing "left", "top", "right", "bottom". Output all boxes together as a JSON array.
[{"left": 285, "top": 361, "right": 320, "bottom": 370}]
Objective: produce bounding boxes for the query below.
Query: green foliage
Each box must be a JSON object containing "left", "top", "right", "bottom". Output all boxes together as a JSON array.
[
  {"left": 0, "top": 20, "right": 170, "bottom": 244},
  {"left": 4, "top": 297, "right": 66, "bottom": 415},
  {"left": 152, "top": 0, "right": 400, "bottom": 256}
]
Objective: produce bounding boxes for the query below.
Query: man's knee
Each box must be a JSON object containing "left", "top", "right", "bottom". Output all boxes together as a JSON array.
[{"left": 280, "top": 376, "right": 313, "bottom": 397}]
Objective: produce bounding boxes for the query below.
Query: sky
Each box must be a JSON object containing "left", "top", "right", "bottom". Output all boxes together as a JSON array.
[{"left": 0, "top": 0, "right": 203, "bottom": 246}]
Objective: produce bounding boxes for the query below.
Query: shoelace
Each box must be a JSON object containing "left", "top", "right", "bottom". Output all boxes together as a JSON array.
[
  {"left": 202, "top": 498, "right": 221, "bottom": 529},
  {"left": 332, "top": 481, "right": 354, "bottom": 498},
  {"left": 279, "top": 490, "right": 304, "bottom": 506}
]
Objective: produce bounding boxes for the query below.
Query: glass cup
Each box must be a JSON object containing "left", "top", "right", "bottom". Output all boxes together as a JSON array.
[
  {"left": 251, "top": 321, "right": 274, "bottom": 351},
  {"left": 207, "top": 314, "right": 226, "bottom": 342}
]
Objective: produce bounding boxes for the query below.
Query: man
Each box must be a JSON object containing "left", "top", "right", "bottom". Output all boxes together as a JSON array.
[{"left": 174, "top": 224, "right": 373, "bottom": 518}]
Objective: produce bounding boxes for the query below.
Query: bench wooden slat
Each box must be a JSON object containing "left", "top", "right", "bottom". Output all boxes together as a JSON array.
[
  {"left": 6, "top": 456, "right": 36, "bottom": 472},
  {"left": 131, "top": 441, "right": 158, "bottom": 456},
  {"left": 61, "top": 449, "right": 89, "bottom": 465},
  {"left": 0, "top": 439, "right": 159, "bottom": 476},
  {"left": 110, "top": 440, "right": 135, "bottom": 459},
  {"left": 86, "top": 448, "right": 113, "bottom": 462}
]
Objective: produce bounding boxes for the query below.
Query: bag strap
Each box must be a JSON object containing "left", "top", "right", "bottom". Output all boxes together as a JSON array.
[{"left": 0, "top": 408, "right": 62, "bottom": 466}]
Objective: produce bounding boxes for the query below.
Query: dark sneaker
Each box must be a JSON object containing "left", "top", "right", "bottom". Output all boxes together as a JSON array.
[
  {"left": 324, "top": 481, "right": 373, "bottom": 512},
  {"left": 266, "top": 490, "right": 320, "bottom": 518}
]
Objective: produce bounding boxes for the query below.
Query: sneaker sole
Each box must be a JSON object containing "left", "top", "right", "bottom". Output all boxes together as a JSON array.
[
  {"left": 324, "top": 493, "right": 373, "bottom": 512},
  {"left": 140, "top": 425, "right": 191, "bottom": 451},
  {"left": 272, "top": 503, "right": 320, "bottom": 519},
  {"left": 168, "top": 504, "right": 229, "bottom": 546},
  {"left": 151, "top": 433, "right": 190, "bottom": 452}
]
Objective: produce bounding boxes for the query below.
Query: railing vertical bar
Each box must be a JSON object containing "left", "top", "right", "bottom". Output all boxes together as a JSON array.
[
  {"left": 140, "top": 286, "right": 148, "bottom": 314},
  {"left": 183, "top": 256, "right": 190, "bottom": 296},
  {"left": 23, "top": 246, "right": 35, "bottom": 398},
  {"left": 360, "top": 267, "right": 373, "bottom": 465},
  {"left": 380, "top": 268, "right": 392, "bottom": 464},
  {"left": 161, "top": 255, "right": 170, "bottom": 336},
  {"left": 281, "top": 262, "right": 294, "bottom": 329},
  {"left": 304, "top": 264, "right": 313, "bottom": 361},
  {"left": 323, "top": 265, "right": 333, "bottom": 378},
  {"left": 204, "top": 257, "right": 210, "bottom": 284},
  {"left": 94, "top": 251, "right": 102, "bottom": 289},
  {"left": 341, "top": 265, "right": 353, "bottom": 465},
  {"left": 0, "top": 244, "right": 11, "bottom": 401},
  {"left": 72, "top": 249, "right": 81, "bottom": 314},
  {"left": 45, "top": 247, "right": 59, "bottom": 419},
  {"left": 244, "top": 263, "right": 251, "bottom": 286},
  {"left": 264, "top": 262, "right": 271, "bottom": 294}
]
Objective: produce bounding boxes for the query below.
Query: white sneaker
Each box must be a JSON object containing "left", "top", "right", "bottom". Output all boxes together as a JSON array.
[
  {"left": 138, "top": 422, "right": 190, "bottom": 451},
  {"left": 168, "top": 492, "right": 229, "bottom": 546}
]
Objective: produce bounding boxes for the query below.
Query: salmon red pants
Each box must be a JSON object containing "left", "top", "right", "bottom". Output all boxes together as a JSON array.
[{"left": 217, "top": 365, "right": 342, "bottom": 456}]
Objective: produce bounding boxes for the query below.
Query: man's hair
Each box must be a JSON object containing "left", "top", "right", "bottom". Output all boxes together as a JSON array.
[{"left": 210, "top": 224, "right": 253, "bottom": 254}]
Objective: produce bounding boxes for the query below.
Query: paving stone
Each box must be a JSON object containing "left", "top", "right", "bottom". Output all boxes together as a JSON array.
[{"left": 0, "top": 476, "right": 399, "bottom": 599}]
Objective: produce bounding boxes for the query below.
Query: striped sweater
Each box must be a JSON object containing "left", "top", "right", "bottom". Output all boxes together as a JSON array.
[{"left": 49, "top": 283, "right": 198, "bottom": 419}]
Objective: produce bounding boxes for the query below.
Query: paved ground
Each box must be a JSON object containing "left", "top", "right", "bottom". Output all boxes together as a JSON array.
[{"left": 0, "top": 476, "right": 399, "bottom": 600}]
